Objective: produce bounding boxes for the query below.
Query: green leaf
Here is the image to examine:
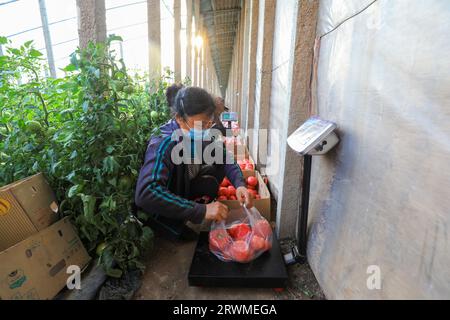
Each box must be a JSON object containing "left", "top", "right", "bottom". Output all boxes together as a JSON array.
[
  {"left": 29, "top": 49, "right": 43, "bottom": 57},
  {"left": 102, "top": 156, "right": 120, "bottom": 175},
  {"left": 24, "top": 40, "right": 33, "bottom": 48},
  {"left": 141, "top": 226, "right": 154, "bottom": 246},
  {"left": 106, "top": 267, "right": 123, "bottom": 278},
  {"left": 50, "top": 161, "right": 60, "bottom": 174},
  {"left": 82, "top": 101, "right": 89, "bottom": 112},
  {"left": 107, "top": 34, "right": 123, "bottom": 44},
  {"left": 137, "top": 211, "right": 148, "bottom": 221},
  {"left": 68, "top": 184, "right": 82, "bottom": 198},
  {"left": 106, "top": 146, "right": 114, "bottom": 154},
  {"left": 107, "top": 177, "right": 117, "bottom": 187},
  {"left": 0, "top": 36, "right": 7, "bottom": 45},
  {"left": 129, "top": 245, "right": 139, "bottom": 259},
  {"left": 70, "top": 53, "right": 79, "bottom": 68},
  {"left": 32, "top": 161, "right": 39, "bottom": 171},
  {"left": 10, "top": 48, "right": 20, "bottom": 55},
  {"left": 66, "top": 171, "right": 76, "bottom": 182},
  {"left": 23, "top": 143, "right": 34, "bottom": 152},
  {"left": 80, "top": 194, "right": 96, "bottom": 223},
  {"left": 63, "top": 64, "right": 76, "bottom": 72},
  {"left": 100, "top": 196, "right": 116, "bottom": 211}
]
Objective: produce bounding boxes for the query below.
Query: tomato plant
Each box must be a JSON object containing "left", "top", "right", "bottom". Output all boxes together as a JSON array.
[{"left": 0, "top": 35, "right": 186, "bottom": 277}]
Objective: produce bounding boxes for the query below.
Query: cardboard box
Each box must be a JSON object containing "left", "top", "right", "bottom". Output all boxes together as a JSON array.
[
  {"left": 0, "top": 217, "right": 91, "bottom": 300},
  {"left": 0, "top": 173, "right": 59, "bottom": 251},
  {"left": 219, "top": 171, "right": 271, "bottom": 220}
]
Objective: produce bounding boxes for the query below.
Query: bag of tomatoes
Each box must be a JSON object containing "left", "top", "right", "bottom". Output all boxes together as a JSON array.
[{"left": 209, "top": 206, "right": 273, "bottom": 263}]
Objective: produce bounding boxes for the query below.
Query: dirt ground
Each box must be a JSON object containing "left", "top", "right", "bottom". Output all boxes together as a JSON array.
[{"left": 134, "top": 235, "right": 325, "bottom": 300}]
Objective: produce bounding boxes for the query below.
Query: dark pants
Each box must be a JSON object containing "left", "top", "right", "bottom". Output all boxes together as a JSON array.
[{"left": 145, "top": 165, "right": 225, "bottom": 240}]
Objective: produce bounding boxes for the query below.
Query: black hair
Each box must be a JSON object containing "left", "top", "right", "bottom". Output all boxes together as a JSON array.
[
  {"left": 166, "top": 83, "right": 184, "bottom": 109},
  {"left": 173, "top": 87, "right": 216, "bottom": 119}
]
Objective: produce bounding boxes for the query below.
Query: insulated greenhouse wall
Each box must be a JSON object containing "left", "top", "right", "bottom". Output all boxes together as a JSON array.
[{"left": 308, "top": 0, "right": 450, "bottom": 299}]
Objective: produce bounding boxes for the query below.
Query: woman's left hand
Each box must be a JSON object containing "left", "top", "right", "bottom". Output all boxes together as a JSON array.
[{"left": 236, "top": 186, "right": 254, "bottom": 208}]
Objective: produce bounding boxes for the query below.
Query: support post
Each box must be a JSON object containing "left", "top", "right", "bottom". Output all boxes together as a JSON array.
[
  {"left": 76, "top": 0, "right": 107, "bottom": 49},
  {"left": 38, "top": 0, "right": 56, "bottom": 78}
]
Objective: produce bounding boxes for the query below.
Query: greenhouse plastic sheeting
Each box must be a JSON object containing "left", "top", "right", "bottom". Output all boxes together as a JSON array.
[{"left": 308, "top": 0, "right": 450, "bottom": 299}]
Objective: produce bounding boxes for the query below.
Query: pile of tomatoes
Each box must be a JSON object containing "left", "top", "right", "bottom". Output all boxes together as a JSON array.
[
  {"left": 237, "top": 158, "right": 254, "bottom": 171},
  {"left": 217, "top": 176, "right": 261, "bottom": 201},
  {"left": 209, "top": 219, "right": 273, "bottom": 263}
]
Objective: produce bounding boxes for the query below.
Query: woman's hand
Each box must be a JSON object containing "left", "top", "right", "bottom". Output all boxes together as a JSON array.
[
  {"left": 236, "top": 186, "right": 254, "bottom": 208},
  {"left": 205, "top": 202, "right": 229, "bottom": 221}
]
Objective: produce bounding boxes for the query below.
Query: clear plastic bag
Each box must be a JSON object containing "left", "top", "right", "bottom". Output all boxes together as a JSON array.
[{"left": 209, "top": 206, "right": 273, "bottom": 263}]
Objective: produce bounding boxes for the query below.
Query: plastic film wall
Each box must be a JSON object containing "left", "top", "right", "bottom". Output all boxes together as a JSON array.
[{"left": 308, "top": 0, "right": 450, "bottom": 299}]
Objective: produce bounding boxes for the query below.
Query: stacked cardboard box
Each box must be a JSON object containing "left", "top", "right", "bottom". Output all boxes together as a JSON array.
[{"left": 0, "top": 173, "right": 90, "bottom": 300}]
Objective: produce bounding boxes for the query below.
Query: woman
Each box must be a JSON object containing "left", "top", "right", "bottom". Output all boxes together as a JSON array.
[
  {"left": 165, "top": 83, "right": 184, "bottom": 111},
  {"left": 212, "top": 96, "right": 229, "bottom": 136},
  {"left": 135, "top": 87, "right": 253, "bottom": 240}
]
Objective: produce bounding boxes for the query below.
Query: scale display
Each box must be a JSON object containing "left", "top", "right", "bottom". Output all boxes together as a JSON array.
[
  {"left": 287, "top": 116, "right": 337, "bottom": 156},
  {"left": 220, "top": 112, "right": 238, "bottom": 122}
]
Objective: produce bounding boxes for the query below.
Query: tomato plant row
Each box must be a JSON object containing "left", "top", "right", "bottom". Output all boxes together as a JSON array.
[{"left": 0, "top": 35, "right": 185, "bottom": 277}]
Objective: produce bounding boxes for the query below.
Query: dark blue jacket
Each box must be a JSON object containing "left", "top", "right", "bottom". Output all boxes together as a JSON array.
[{"left": 135, "top": 119, "right": 245, "bottom": 224}]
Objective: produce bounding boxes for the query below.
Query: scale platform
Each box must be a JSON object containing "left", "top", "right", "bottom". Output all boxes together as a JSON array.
[{"left": 188, "top": 232, "right": 288, "bottom": 288}]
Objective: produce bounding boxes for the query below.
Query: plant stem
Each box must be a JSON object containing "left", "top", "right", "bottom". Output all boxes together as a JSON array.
[{"left": 34, "top": 91, "right": 50, "bottom": 127}]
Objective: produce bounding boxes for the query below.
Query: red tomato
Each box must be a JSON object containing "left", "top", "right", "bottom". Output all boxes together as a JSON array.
[
  {"left": 217, "top": 195, "right": 228, "bottom": 201},
  {"left": 230, "top": 240, "right": 251, "bottom": 263},
  {"left": 220, "top": 178, "right": 231, "bottom": 187},
  {"left": 228, "top": 195, "right": 237, "bottom": 200},
  {"left": 239, "top": 164, "right": 246, "bottom": 171},
  {"left": 218, "top": 187, "right": 229, "bottom": 197},
  {"left": 227, "top": 186, "right": 236, "bottom": 196},
  {"left": 245, "top": 164, "right": 254, "bottom": 171},
  {"left": 250, "top": 235, "right": 266, "bottom": 252},
  {"left": 247, "top": 176, "right": 258, "bottom": 188},
  {"left": 253, "top": 220, "right": 272, "bottom": 238},
  {"left": 227, "top": 223, "right": 251, "bottom": 241},
  {"left": 247, "top": 188, "right": 258, "bottom": 197},
  {"left": 209, "top": 229, "right": 232, "bottom": 252}
]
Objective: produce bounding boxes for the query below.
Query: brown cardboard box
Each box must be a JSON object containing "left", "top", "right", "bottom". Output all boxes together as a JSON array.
[
  {"left": 0, "top": 173, "right": 59, "bottom": 251},
  {"left": 0, "top": 217, "right": 91, "bottom": 300},
  {"left": 219, "top": 171, "right": 271, "bottom": 220}
]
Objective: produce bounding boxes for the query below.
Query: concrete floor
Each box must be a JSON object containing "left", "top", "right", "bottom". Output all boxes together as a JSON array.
[{"left": 134, "top": 236, "right": 325, "bottom": 300}]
